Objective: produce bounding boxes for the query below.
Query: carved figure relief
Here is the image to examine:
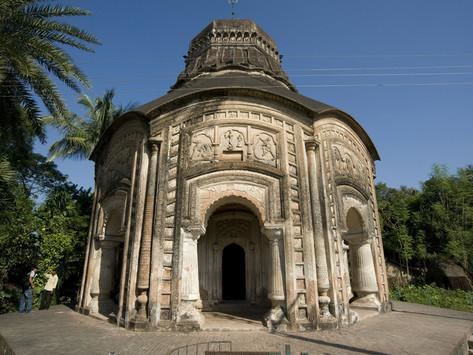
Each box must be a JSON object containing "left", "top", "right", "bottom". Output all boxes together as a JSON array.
[
  {"left": 253, "top": 133, "right": 277, "bottom": 161},
  {"left": 223, "top": 129, "right": 244, "bottom": 151},
  {"left": 332, "top": 145, "right": 369, "bottom": 188},
  {"left": 190, "top": 133, "right": 213, "bottom": 160}
]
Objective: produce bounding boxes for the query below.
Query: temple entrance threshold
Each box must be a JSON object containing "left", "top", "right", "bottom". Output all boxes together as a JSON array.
[{"left": 198, "top": 202, "right": 270, "bottom": 327}]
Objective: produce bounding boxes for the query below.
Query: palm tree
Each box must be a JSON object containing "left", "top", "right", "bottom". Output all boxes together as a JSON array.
[
  {"left": 0, "top": 0, "right": 99, "bottom": 137},
  {"left": 46, "top": 89, "right": 131, "bottom": 161}
]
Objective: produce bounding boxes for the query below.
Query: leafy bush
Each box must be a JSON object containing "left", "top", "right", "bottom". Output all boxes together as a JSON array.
[{"left": 391, "top": 284, "right": 473, "bottom": 312}]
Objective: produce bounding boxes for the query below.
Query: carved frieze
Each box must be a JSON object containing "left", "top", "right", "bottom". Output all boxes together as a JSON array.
[
  {"left": 253, "top": 133, "right": 277, "bottom": 163},
  {"left": 332, "top": 144, "right": 369, "bottom": 191},
  {"left": 222, "top": 129, "right": 244, "bottom": 151},
  {"left": 190, "top": 133, "right": 214, "bottom": 161}
]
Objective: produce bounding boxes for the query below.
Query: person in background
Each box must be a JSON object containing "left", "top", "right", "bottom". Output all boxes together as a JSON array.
[
  {"left": 19, "top": 266, "right": 37, "bottom": 313},
  {"left": 39, "top": 270, "right": 58, "bottom": 310}
]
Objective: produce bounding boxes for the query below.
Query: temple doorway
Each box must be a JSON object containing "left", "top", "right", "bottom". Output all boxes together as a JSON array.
[
  {"left": 222, "top": 243, "right": 246, "bottom": 300},
  {"left": 197, "top": 201, "right": 270, "bottom": 311}
]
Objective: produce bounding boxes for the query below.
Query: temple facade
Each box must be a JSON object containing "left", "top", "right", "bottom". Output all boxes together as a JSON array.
[{"left": 77, "top": 19, "right": 390, "bottom": 331}]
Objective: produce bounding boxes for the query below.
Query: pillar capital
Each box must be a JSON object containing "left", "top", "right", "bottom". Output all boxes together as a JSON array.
[
  {"left": 181, "top": 225, "right": 206, "bottom": 241},
  {"left": 261, "top": 223, "right": 284, "bottom": 241},
  {"left": 305, "top": 138, "right": 321, "bottom": 151},
  {"left": 148, "top": 138, "right": 161, "bottom": 152},
  {"left": 343, "top": 231, "right": 371, "bottom": 245}
]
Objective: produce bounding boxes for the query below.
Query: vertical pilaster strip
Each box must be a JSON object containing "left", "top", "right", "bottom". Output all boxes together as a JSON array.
[
  {"left": 305, "top": 140, "right": 335, "bottom": 321},
  {"left": 116, "top": 148, "right": 138, "bottom": 325},
  {"left": 78, "top": 180, "right": 98, "bottom": 309},
  {"left": 136, "top": 139, "right": 160, "bottom": 321},
  {"left": 176, "top": 226, "right": 205, "bottom": 329},
  {"left": 149, "top": 136, "right": 165, "bottom": 327},
  {"left": 180, "top": 230, "right": 201, "bottom": 301},
  {"left": 369, "top": 164, "right": 390, "bottom": 304},
  {"left": 212, "top": 242, "right": 219, "bottom": 302},
  {"left": 125, "top": 141, "right": 148, "bottom": 327}
]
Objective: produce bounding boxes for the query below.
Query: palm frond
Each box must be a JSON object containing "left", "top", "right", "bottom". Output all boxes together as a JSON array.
[
  {"left": 0, "top": 0, "right": 99, "bottom": 133},
  {"left": 0, "top": 156, "right": 15, "bottom": 182},
  {"left": 47, "top": 89, "right": 123, "bottom": 161},
  {"left": 24, "top": 4, "right": 92, "bottom": 18}
]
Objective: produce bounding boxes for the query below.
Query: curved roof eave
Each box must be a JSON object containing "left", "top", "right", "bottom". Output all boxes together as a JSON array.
[
  {"left": 317, "top": 108, "right": 381, "bottom": 161},
  {"left": 95, "top": 74, "right": 380, "bottom": 162},
  {"left": 89, "top": 111, "right": 149, "bottom": 162}
]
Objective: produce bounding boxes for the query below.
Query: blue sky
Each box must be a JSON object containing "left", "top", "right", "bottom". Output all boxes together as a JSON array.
[{"left": 34, "top": 0, "right": 473, "bottom": 189}]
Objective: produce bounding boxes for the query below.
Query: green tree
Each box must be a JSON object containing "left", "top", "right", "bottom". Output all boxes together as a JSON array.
[
  {"left": 46, "top": 89, "right": 131, "bottom": 160},
  {"left": 0, "top": 0, "right": 99, "bottom": 133},
  {"left": 376, "top": 183, "right": 421, "bottom": 277},
  {"left": 420, "top": 164, "right": 473, "bottom": 271},
  {"left": 35, "top": 183, "right": 92, "bottom": 305}
]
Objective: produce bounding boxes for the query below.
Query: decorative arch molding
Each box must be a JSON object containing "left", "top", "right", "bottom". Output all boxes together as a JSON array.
[
  {"left": 204, "top": 194, "right": 265, "bottom": 228},
  {"left": 91, "top": 114, "right": 148, "bottom": 162},
  {"left": 95, "top": 119, "right": 147, "bottom": 199},
  {"left": 97, "top": 185, "right": 129, "bottom": 241},
  {"left": 336, "top": 184, "right": 371, "bottom": 237},
  {"left": 184, "top": 170, "right": 283, "bottom": 227}
]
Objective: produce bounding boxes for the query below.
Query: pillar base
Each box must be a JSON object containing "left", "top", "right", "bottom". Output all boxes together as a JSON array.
[
  {"left": 317, "top": 314, "right": 338, "bottom": 330},
  {"left": 176, "top": 301, "right": 204, "bottom": 331},
  {"left": 351, "top": 293, "right": 381, "bottom": 311},
  {"left": 128, "top": 319, "right": 149, "bottom": 331},
  {"left": 76, "top": 306, "right": 91, "bottom": 315},
  {"left": 264, "top": 305, "right": 288, "bottom": 332}
]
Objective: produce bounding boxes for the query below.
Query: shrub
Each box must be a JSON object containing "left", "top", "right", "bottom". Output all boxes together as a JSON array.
[{"left": 391, "top": 284, "right": 473, "bottom": 312}]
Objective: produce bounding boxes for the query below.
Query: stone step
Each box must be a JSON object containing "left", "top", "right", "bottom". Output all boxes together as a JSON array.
[
  {"left": 468, "top": 334, "right": 473, "bottom": 349},
  {"left": 206, "top": 303, "right": 268, "bottom": 314}
]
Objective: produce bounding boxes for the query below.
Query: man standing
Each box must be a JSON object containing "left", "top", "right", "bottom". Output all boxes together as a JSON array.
[
  {"left": 19, "top": 266, "right": 37, "bottom": 313},
  {"left": 39, "top": 270, "right": 58, "bottom": 310}
]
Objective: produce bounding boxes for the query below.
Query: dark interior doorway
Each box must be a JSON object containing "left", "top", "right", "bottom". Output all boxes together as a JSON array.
[{"left": 222, "top": 243, "right": 246, "bottom": 300}]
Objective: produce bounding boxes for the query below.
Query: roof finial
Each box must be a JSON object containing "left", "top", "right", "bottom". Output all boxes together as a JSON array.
[{"left": 228, "top": 0, "right": 238, "bottom": 19}]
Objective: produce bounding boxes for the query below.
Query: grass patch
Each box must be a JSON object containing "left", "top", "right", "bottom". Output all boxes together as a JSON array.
[{"left": 391, "top": 284, "right": 473, "bottom": 312}]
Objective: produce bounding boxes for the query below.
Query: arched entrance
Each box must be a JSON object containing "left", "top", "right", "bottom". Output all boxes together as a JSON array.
[
  {"left": 222, "top": 243, "right": 246, "bottom": 300},
  {"left": 197, "top": 202, "right": 270, "bottom": 310}
]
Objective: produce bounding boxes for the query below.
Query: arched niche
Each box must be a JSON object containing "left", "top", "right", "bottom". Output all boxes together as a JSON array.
[
  {"left": 346, "top": 208, "right": 364, "bottom": 235},
  {"left": 89, "top": 187, "right": 128, "bottom": 317},
  {"left": 338, "top": 187, "right": 380, "bottom": 311}
]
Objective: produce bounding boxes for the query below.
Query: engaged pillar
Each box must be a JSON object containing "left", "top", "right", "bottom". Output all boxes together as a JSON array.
[
  {"left": 262, "top": 225, "right": 285, "bottom": 305},
  {"left": 177, "top": 225, "right": 205, "bottom": 329},
  {"left": 344, "top": 232, "right": 381, "bottom": 310},
  {"left": 305, "top": 140, "right": 336, "bottom": 324},
  {"left": 135, "top": 139, "right": 160, "bottom": 322}
]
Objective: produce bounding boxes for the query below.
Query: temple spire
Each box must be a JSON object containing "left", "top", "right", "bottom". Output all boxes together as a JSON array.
[{"left": 228, "top": 0, "right": 238, "bottom": 19}]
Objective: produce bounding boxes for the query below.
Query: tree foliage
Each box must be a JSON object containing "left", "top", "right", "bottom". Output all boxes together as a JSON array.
[
  {"left": 0, "top": 0, "right": 99, "bottom": 130},
  {"left": 0, "top": 175, "right": 92, "bottom": 313},
  {"left": 377, "top": 164, "right": 473, "bottom": 280},
  {"left": 45, "top": 89, "right": 133, "bottom": 160}
]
